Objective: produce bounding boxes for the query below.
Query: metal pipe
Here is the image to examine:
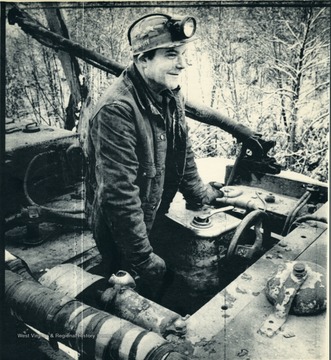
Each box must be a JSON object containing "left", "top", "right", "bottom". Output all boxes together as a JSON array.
[
  {"left": 293, "top": 214, "right": 327, "bottom": 224},
  {"left": 5, "top": 250, "right": 36, "bottom": 281},
  {"left": 5, "top": 270, "right": 188, "bottom": 360},
  {"left": 288, "top": 214, "right": 328, "bottom": 232},
  {"left": 39, "top": 264, "right": 187, "bottom": 337},
  {"left": 282, "top": 191, "right": 311, "bottom": 235}
]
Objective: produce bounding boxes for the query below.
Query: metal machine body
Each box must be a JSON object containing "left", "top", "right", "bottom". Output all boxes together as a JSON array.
[
  {"left": 153, "top": 169, "right": 326, "bottom": 314},
  {"left": 4, "top": 130, "right": 328, "bottom": 360}
]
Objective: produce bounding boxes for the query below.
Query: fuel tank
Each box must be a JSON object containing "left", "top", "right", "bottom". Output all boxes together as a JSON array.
[{"left": 150, "top": 196, "right": 241, "bottom": 314}]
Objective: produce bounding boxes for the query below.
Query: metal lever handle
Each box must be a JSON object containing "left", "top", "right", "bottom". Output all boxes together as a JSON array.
[{"left": 196, "top": 205, "right": 234, "bottom": 221}]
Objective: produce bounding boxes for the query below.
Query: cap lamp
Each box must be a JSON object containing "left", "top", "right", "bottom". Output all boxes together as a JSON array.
[{"left": 128, "top": 13, "right": 197, "bottom": 55}]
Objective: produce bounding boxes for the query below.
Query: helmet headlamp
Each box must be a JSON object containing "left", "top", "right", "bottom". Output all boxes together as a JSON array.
[
  {"left": 168, "top": 16, "right": 196, "bottom": 41},
  {"left": 128, "top": 13, "right": 197, "bottom": 55}
]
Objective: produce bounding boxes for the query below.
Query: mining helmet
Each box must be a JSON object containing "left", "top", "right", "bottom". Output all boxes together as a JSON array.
[{"left": 128, "top": 13, "right": 197, "bottom": 55}]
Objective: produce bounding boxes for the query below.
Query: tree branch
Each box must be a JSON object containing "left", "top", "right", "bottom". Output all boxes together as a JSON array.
[
  {"left": 8, "top": 4, "right": 255, "bottom": 140},
  {"left": 300, "top": 111, "right": 330, "bottom": 142}
]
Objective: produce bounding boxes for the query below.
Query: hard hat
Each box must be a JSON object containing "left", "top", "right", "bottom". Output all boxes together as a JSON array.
[{"left": 128, "top": 13, "right": 197, "bottom": 55}]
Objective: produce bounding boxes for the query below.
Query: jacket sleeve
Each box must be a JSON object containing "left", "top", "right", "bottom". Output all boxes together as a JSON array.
[{"left": 90, "top": 103, "right": 153, "bottom": 265}]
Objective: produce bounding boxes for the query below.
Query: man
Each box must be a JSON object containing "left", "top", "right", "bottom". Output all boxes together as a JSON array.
[{"left": 87, "top": 13, "right": 267, "bottom": 293}]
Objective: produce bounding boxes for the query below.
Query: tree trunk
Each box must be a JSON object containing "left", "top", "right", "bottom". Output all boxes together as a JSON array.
[
  {"left": 289, "top": 9, "right": 312, "bottom": 153},
  {"left": 43, "top": 3, "right": 86, "bottom": 130}
]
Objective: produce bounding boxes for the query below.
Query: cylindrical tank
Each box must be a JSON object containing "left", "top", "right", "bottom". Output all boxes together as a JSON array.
[
  {"left": 39, "top": 264, "right": 187, "bottom": 337},
  {"left": 150, "top": 212, "right": 238, "bottom": 314},
  {"left": 5, "top": 250, "right": 35, "bottom": 281},
  {"left": 39, "top": 263, "right": 106, "bottom": 308},
  {"left": 102, "top": 286, "right": 187, "bottom": 337},
  {"left": 5, "top": 270, "right": 187, "bottom": 360}
]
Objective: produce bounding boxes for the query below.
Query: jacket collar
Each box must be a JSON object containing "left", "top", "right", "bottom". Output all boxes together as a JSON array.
[{"left": 126, "top": 63, "right": 180, "bottom": 116}]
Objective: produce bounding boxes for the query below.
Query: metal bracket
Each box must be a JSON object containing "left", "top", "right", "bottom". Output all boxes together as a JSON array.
[{"left": 259, "top": 263, "right": 307, "bottom": 337}]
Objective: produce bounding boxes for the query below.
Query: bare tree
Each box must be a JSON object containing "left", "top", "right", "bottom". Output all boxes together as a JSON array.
[{"left": 247, "top": 6, "right": 329, "bottom": 178}]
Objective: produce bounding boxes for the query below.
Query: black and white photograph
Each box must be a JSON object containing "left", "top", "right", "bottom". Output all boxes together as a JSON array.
[{"left": 1, "top": 1, "right": 329, "bottom": 359}]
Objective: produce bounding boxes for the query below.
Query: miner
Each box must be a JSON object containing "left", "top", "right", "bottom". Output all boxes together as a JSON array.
[{"left": 87, "top": 13, "right": 266, "bottom": 297}]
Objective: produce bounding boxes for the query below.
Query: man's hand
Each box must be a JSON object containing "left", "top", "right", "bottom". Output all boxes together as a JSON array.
[
  {"left": 133, "top": 252, "right": 166, "bottom": 283},
  {"left": 204, "top": 181, "right": 224, "bottom": 205}
]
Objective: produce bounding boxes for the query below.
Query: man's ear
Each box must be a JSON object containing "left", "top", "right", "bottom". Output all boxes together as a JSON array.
[{"left": 136, "top": 53, "right": 148, "bottom": 67}]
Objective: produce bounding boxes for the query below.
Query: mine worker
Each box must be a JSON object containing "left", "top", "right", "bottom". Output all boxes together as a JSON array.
[{"left": 87, "top": 13, "right": 268, "bottom": 297}]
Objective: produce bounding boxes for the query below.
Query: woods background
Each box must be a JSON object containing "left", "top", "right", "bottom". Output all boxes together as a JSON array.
[{"left": 5, "top": 2, "right": 330, "bottom": 182}]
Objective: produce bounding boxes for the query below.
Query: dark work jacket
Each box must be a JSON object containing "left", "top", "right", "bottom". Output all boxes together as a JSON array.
[{"left": 87, "top": 63, "right": 209, "bottom": 267}]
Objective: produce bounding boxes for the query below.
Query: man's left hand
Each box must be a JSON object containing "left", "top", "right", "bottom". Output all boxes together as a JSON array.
[{"left": 204, "top": 181, "right": 224, "bottom": 205}]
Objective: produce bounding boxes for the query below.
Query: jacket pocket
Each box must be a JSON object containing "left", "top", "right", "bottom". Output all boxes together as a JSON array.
[{"left": 138, "top": 163, "right": 156, "bottom": 202}]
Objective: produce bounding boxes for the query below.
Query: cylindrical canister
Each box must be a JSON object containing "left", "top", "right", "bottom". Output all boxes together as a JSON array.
[
  {"left": 150, "top": 214, "right": 236, "bottom": 314},
  {"left": 5, "top": 270, "right": 187, "bottom": 360},
  {"left": 39, "top": 263, "right": 107, "bottom": 307},
  {"left": 40, "top": 264, "right": 186, "bottom": 337},
  {"left": 105, "top": 286, "right": 186, "bottom": 336}
]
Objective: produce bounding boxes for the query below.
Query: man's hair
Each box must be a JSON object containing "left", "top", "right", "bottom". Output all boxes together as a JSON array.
[{"left": 133, "top": 49, "right": 156, "bottom": 63}]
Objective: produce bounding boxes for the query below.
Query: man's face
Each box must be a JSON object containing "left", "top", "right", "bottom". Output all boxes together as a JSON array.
[{"left": 141, "top": 44, "right": 188, "bottom": 92}]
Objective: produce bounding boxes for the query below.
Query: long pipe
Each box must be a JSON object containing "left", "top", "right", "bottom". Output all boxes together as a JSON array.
[
  {"left": 5, "top": 250, "right": 36, "bottom": 281},
  {"left": 5, "top": 270, "right": 189, "bottom": 360},
  {"left": 39, "top": 264, "right": 187, "bottom": 337},
  {"left": 287, "top": 214, "right": 328, "bottom": 233},
  {"left": 281, "top": 191, "right": 311, "bottom": 235},
  {"left": 8, "top": 4, "right": 255, "bottom": 140}
]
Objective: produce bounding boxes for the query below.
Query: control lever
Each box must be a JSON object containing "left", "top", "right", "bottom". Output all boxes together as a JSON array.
[
  {"left": 192, "top": 206, "right": 234, "bottom": 228},
  {"left": 197, "top": 205, "right": 234, "bottom": 220}
]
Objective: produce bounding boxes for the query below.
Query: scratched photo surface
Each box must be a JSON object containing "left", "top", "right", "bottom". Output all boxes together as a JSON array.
[{"left": 2, "top": 1, "right": 329, "bottom": 360}]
